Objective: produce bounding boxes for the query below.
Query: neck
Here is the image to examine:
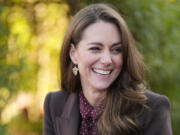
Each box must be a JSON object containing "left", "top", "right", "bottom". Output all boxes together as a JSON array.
[{"left": 82, "top": 88, "right": 106, "bottom": 107}]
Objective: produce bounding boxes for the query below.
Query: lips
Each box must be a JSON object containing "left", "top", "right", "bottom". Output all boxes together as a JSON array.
[{"left": 92, "top": 68, "right": 112, "bottom": 75}]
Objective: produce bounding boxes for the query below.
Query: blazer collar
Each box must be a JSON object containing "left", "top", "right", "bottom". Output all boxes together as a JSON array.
[{"left": 56, "top": 92, "right": 80, "bottom": 135}]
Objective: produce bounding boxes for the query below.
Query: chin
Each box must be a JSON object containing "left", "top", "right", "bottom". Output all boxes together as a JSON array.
[{"left": 92, "top": 84, "right": 111, "bottom": 91}]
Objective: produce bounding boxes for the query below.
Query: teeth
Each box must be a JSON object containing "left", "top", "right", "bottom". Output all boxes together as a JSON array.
[{"left": 93, "top": 69, "right": 111, "bottom": 75}]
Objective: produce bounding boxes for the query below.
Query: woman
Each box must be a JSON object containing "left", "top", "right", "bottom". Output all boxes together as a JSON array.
[{"left": 43, "top": 3, "right": 172, "bottom": 135}]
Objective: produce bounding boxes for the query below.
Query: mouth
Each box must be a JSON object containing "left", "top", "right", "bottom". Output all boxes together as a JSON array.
[{"left": 92, "top": 68, "right": 112, "bottom": 75}]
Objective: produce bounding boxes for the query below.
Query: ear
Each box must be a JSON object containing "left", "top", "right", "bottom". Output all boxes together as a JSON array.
[{"left": 69, "top": 43, "right": 78, "bottom": 64}]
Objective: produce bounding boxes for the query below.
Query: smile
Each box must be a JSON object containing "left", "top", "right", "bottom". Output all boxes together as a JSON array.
[{"left": 92, "top": 68, "right": 112, "bottom": 75}]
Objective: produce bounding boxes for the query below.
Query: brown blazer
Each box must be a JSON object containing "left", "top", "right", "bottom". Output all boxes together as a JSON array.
[{"left": 43, "top": 90, "right": 172, "bottom": 135}]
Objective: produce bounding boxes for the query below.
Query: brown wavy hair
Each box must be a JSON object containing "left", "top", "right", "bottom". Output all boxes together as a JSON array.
[{"left": 60, "top": 3, "right": 147, "bottom": 135}]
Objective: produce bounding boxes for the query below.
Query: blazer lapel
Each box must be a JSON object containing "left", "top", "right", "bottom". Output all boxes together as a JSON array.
[{"left": 56, "top": 93, "right": 80, "bottom": 135}]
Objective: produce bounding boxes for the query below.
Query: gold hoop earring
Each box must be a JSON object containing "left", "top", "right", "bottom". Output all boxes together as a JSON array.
[{"left": 72, "top": 65, "right": 78, "bottom": 76}]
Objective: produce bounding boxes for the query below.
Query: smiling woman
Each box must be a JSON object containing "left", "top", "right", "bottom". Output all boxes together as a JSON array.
[
  {"left": 69, "top": 21, "right": 123, "bottom": 106},
  {"left": 43, "top": 3, "right": 172, "bottom": 135}
]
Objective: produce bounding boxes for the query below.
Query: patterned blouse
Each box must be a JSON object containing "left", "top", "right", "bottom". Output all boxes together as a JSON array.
[{"left": 79, "top": 91, "right": 104, "bottom": 135}]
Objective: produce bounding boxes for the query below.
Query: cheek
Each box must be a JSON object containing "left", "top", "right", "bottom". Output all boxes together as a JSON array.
[
  {"left": 77, "top": 53, "right": 96, "bottom": 70},
  {"left": 77, "top": 51, "right": 97, "bottom": 65},
  {"left": 114, "top": 55, "right": 123, "bottom": 69}
]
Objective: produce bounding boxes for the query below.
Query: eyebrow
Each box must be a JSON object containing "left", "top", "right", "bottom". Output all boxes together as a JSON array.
[{"left": 87, "top": 41, "right": 122, "bottom": 47}]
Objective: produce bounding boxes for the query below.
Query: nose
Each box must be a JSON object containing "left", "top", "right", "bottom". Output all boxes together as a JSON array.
[{"left": 100, "top": 51, "right": 112, "bottom": 66}]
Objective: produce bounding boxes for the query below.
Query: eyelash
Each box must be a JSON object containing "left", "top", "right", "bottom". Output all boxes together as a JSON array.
[
  {"left": 112, "top": 48, "right": 122, "bottom": 53},
  {"left": 89, "top": 47, "right": 100, "bottom": 51},
  {"left": 89, "top": 47, "right": 122, "bottom": 53}
]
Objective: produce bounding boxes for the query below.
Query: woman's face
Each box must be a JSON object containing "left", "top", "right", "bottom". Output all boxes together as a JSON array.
[{"left": 70, "top": 21, "right": 123, "bottom": 92}]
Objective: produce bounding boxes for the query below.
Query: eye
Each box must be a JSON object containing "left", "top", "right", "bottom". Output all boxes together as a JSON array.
[
  {"left": 112, "top": 47, "right": 122, "bottom": 54},
  {"left": 89, "top": 47, "right": 101, "bottom": 51}
]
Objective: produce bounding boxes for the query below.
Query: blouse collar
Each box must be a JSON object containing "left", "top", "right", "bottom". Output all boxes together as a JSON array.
[{"left": 79, "top": 91, "right": 104, "bottom": 121}]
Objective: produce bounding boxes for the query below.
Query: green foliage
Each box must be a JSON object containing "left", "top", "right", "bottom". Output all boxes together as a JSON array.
[
  {"left": 0, "top": 124, "right": 9, "bottom": 135},
  {"left": 1, "top": 1, "right": 68, "bottom": 134},
  {"left": 171, "top": 100, "right": 180, "bottom": 134},
  {"left": 8, "top": 115, "right": 42, "bottom": 135},
  {"left": 0, "top": 2, "right": 36, "bottom": 97}
]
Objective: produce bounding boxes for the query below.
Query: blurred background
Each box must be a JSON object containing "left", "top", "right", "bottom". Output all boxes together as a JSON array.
[{"left": 0, "top": 0, "right": 179, "bottom": 135}]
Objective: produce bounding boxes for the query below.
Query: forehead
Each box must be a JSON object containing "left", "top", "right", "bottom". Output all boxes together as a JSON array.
[{"left": 80, "top": 21, "right": 121, "bottom": 44}]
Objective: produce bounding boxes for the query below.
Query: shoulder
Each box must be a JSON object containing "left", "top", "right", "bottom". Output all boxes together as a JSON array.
[
  {"left": 44, "top": 90, "right": 69, "bottom": 103},
  {"left": 144, "top": 90, "right": 170, "bottom": 110},
  {"left": 138, "top": 90, "right": 172, "bottom": 135},
  {"left": 44, "top": 90, "right": 70, "bottom": 117}
]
